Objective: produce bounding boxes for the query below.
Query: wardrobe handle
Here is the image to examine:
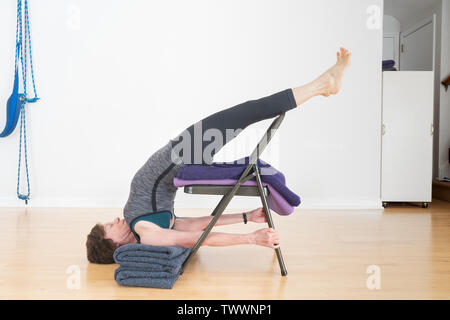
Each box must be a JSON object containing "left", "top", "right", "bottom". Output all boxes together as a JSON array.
[
  {"left": 381, "top": 124, "right": 386, "bottom": 135},
  {"left": 431, "top": 123, "right": 434, "bottom": 136}
]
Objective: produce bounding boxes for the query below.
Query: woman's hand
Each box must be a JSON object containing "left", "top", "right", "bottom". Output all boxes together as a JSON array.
[
  {"left": 250, "top": 228, "right": 280, "bottom": 249},
  {"left": 247, "top": 207, "right": 267, "bottom": 223}
]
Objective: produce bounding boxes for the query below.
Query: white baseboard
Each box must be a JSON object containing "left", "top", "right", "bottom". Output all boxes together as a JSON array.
[{"left": 0, "top": 196, "right": 383, "bottom": 210}]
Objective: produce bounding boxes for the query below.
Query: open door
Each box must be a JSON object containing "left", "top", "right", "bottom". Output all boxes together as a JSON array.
[{"left": 399, "top": 15, "right": 436, "bottom": 71}]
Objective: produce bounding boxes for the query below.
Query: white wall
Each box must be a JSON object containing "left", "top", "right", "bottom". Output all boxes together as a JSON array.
[
  {"left": 439, "top": 0, "right": 450, "bottom": 178},
  {"left": 384, "top": 14, "right": 401, "bottom": 32},
  {"left": 402, "top": 1, "right": 442, "bottom": 31},
  {"left": 384, "top": 0, "right": 441, "bottom": 28},
  {"left": 0, "top": 0, "right": 383, "bottom": 210}
]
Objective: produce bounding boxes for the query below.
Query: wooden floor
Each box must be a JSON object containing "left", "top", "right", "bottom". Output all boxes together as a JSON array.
[{"left": 1, "top": 200, "right": 449, "bottom": 300}]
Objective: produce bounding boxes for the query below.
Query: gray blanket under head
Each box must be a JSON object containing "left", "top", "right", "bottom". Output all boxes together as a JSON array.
[
  {"left": 114, "top": 267, "right": 183, "bottom": 289},
  {"left": 113, "top": 244, "right": 191, "bottom": 289}
]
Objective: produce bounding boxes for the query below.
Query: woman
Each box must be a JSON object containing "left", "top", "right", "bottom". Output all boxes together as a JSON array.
[{"left": 86, "top": 47, "right": 352, "bottom": 264}]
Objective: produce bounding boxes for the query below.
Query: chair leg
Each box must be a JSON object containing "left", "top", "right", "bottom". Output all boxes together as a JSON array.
[
  {"left": 253, "top": 164, "right": 288, "bottom": 276},
  {"left": 180, "top": 184, "right": 240, "bottom": 274}
]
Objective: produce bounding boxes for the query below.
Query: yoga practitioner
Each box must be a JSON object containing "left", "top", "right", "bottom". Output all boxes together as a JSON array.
[{"left": 86, "top": 47, "right": 352, "bottom": 264}]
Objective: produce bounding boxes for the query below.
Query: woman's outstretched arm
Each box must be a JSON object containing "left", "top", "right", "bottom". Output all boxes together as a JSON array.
[
  {"left": 173, "top": 207, "right": 267, "bottom": 231},
  {"left": 137, "top": 224, "right": 280, "bottom": 249}
]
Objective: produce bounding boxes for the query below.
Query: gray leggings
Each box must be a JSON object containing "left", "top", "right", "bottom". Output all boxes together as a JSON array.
[{"left": 171, "top": 88, "right": 297, "bottom": 165}]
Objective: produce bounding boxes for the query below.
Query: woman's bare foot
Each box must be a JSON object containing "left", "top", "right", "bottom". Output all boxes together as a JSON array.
[
  {"left": 316, "top": 47, "right": 352, "bottom": 97},
  {"left": 291, "top": 47, "right": 351, "bottom": 106}
]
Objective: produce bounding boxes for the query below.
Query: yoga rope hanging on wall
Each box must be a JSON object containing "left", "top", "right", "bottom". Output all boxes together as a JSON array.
[{"left": 0, "top": 0, "right": 39, "bottom": 204}]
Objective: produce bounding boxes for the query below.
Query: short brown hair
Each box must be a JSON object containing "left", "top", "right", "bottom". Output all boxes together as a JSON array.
[{"left": 86, "top": 224, "right": 117, "bottom": 264}]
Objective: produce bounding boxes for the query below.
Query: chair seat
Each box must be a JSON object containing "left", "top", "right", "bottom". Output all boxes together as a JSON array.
[{"left": 183, "top": 184, "right": 268, "bottom": 197}]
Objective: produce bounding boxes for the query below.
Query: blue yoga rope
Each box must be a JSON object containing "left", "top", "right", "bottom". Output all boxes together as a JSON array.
[{"left": 0, "top": 0, "right": 39, "bottom": 204}]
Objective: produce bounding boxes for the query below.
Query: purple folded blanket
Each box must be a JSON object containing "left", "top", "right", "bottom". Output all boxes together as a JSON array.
[
  {"left": 382, "top": 59, "right": 395, "bottom": 68},
  {"left": 174, "top": 157, "right": 301, "bottom": 215}
]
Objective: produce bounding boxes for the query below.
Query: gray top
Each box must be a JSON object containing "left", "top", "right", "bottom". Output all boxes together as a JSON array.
[{"left": 123, "top": 139, "right": 185, "bottom": 226}]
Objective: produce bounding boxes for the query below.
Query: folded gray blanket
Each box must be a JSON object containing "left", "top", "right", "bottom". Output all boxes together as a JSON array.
[
  {"left": 114, "top": 244, "right": 191, "bottom": 273},
  {"left": 114, "top": 267, "right": 182, "bottom": 289},
  {"left": 113, "top": 244, "right": 191, "bottom": 289}
]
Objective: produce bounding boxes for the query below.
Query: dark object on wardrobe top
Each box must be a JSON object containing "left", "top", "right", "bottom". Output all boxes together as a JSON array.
[
  {"left": 382, "top": 59, "right": 395, "bottom": 68},
  {"left": 382, "top": 60, "right": 397, "bottom": 71},
  {"left": 442, "top": 75, "right": 450, "bottom": 91}
]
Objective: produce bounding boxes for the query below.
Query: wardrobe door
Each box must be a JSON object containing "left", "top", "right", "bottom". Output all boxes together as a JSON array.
[{"left": 381, "top": 71, "right": 434, "bottom": 202}]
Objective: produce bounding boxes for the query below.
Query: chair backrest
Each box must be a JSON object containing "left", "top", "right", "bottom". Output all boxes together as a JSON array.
[
  {"left": 250, "top": 112, "right": 286, "bottom": 163},
  {"left": 236, "top": 112, "right": 286, "bottom": 183}
]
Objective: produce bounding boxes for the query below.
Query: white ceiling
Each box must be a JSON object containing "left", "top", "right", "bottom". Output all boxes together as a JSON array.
[{"left": 384, "top": 0, "right": 440, "bottom": 26}]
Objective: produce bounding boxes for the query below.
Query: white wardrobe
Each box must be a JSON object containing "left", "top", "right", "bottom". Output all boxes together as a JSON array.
[{"left": 381, "top": 71, "right": 434, "bottom": 208}]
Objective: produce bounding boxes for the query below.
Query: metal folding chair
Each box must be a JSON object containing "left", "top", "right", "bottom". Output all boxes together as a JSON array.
[{"left": 180, "top": 112, "right": 288, "bottom": 276}]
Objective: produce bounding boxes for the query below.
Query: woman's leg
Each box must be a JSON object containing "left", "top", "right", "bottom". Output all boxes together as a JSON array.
[
  {"left": 174, "top": 207, "right": 264, "bottom": 231},
  {"left": 171, "top": 47, "right": 351, "bottom": 165},
  {"left": 170, "top": 88, "right": 297, "bottom": 165}
]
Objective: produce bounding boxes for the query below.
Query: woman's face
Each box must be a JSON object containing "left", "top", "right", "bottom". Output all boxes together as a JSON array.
[{"left": 103, "top": 217, "right": 134, "bottom": 245}]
